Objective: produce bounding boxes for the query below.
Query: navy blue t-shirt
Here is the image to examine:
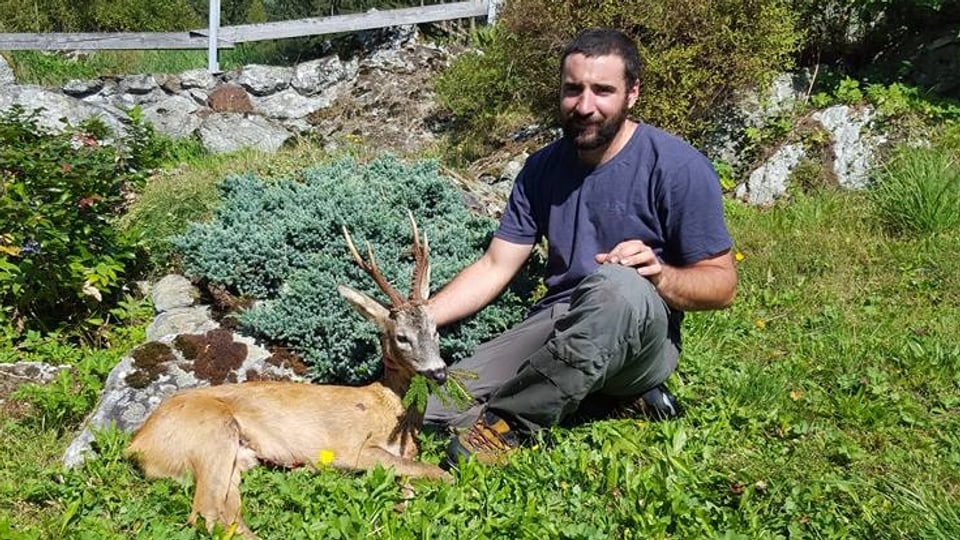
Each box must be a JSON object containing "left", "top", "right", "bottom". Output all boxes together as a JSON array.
[{"left": 496, "top": 123, "right": 733, "bottom": 313}]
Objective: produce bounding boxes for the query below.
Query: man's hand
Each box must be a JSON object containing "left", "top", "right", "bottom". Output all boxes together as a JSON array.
[
  {"left": 594, "top": 240, "right": 663, "bottom": 285},
  {"left": 595, "top": 240, "right": 737, "bottom": 311}
]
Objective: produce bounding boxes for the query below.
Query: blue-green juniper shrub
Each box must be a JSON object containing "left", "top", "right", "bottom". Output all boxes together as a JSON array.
[{"left": 174, "top": 156, "right": 541, "bottom": 384}]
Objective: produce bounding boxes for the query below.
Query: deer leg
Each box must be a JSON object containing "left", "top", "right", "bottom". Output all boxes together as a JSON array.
[
  {"left": 352, "top": 447, "right": 452, "bottom": 513},
  {"left": 186, "top": 413, "right": 255, "bottom": 536},
  {"left": 354, "top": 447, "right": 453, "bottom": 483}
]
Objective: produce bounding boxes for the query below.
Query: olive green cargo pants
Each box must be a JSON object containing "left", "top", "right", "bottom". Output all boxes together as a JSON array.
[{"left": 424, "top": 264, "right": 680, "bottom": 433}]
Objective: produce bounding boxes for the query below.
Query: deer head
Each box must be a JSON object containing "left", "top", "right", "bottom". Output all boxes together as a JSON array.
[{"left": 338, "top": 213, "right": 447, "bottom": 384}]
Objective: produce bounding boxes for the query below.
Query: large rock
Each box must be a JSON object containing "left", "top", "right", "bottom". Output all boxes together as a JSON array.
[
  {"left": 142, "top": 94, "right": 204, "bottom": 139},
  {"left": 199, "top": 112, "right": 292, "bottom": 153},
  {"left": 292, "top": 56, "right": 359, "bottom": 96},
  {"left": 735, "top": 143, "right": 806, "bottom": 206},
  {"left": 119, "top": 74, "right": 159, "bottom": 95},
  {"left": 151, "top": 274, "right": 197, "bottom": 312},
  {"left": 62, "top": 79, "right": 104, "bottom": 98},
  {"left": 147, "top": 306, "right": 218, "bottom": 341},
  {"left": 63, "top": 272, "right": 311, "bottom": 467},
  {"left": 355, "top": 24, "right": 417, "bottom": 54},
  {"left": 0, "top": 85, "right": 126, "bottom": 133},
  {"left": 236, "top": 64, "right": 293, "bottom": 96},
  {"left": 62, "top": 328, "right": 304, "bottom": 468},
  {"left": 812, "top": 105, "right": 884, "bottom": 190},
  {"left": 207, "top": 83, "right": 253, "bottom": 113},
  {"left": 704, "top": 70, "right": 814, "bottom": 171},
  {"left": 253, "top": 88, "right": 334, "bottom": 120},
  {"left": 739, "top": 71, "right": 812, "bottom": 128},
  {"left": 180, "top": 68, "right": 217, "bottom": 90}
]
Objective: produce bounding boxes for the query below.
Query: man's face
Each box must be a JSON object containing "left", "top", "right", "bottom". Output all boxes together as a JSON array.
[{"left": 560, "top": 53, "right": 639, "bottom": 152}]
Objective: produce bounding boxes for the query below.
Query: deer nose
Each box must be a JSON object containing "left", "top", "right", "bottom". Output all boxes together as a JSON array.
[{"left": 424, "top": 367, "right": 447, "bottom": 385}]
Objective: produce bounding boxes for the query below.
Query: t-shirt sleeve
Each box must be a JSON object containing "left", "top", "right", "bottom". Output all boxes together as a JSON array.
[
  {"left": 658, "top": 155, "right": 733, "bottom": 266},
  {"left": 495, "top": 166, "right": 540, "bottom": 245}
]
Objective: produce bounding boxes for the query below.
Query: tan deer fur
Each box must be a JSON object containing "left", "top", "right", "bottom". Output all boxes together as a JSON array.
[{"left": 126, "top": 215, "right": 450, "bottom": 537}]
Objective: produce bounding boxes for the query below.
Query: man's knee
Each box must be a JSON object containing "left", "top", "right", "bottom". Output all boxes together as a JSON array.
[
  {"left": 574, "top": 264, "right": 662, "bottom": 317},
  {"left": 567, "top": 265, "right": 677, "bottom": 397}
]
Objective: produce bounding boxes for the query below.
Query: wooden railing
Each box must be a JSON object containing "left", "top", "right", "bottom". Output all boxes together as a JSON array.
[{"left": 0, "top": 0, "right": 494, "bottom": 71}]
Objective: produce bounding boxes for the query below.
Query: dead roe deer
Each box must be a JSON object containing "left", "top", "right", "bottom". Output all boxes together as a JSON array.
[{"left": 126, "top": 215, "right": 451, "bottom": 536}]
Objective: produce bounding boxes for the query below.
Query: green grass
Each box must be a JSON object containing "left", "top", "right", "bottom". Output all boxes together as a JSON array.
[
  {"left": 2, "top": 180, "right": 959, "bottom": 538},
  {"left": 870, "top": 145, "right": 960, "bottom": 236},
  {"left": 5, "top": 43, "right": 304, "bottom": 86}
]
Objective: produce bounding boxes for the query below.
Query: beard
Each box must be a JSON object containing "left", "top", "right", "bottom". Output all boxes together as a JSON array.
[{"left": 561, "top": 100, "right": 631, "bottom": 151}]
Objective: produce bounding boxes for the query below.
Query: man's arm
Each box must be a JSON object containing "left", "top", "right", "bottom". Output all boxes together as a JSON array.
[
  {"left": 428, "top": 238, "right": 534, "bottom": 326},
  {"left": 596, "top": 241, "right": 737, "bottom": 311},
  {"left": 651, "top": 252, "right": 737, "bottom": 311}
]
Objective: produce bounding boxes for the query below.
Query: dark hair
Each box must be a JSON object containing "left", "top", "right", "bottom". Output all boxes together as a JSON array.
[{"left": 561, "top": 29, "right": 642, "bottom": 87}]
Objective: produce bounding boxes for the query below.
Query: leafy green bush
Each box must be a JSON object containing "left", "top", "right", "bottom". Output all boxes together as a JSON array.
[
  {"left": 810, "top": 78, "right": 960, "bottom": 120},
  {"left": 0, "top": 106, "right": 166, "bottom": 336},
  {"left": 938, "top": 119, "right": 960, "bottom": 151},
  {"left": 791, "top": 0, "right": 958, "bottom": 59},
  {"left": 436, "top": 0, "right": 799, "bottom": 148},
  {"left": 870, "top": 145, "right": 960, "bottom": 235},
  {"left": 173, "top": 157, "right": 540, "bottom": 383},
  {"left": 0, "top": 0, "right": 200, "bottom": 32},
  {"left": 86, "top": 0, "right": 202, "bottom": 32},
  {"left": 0, "top": 0, "right": 81, "bottom": 32},
  {"left": 432, "top": 26, "right": 534, "bottom": 162}
]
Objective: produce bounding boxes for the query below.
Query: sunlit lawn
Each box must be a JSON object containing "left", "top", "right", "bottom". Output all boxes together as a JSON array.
[{"left": 2, "top": 187, "right": 958, "bottom": 539}]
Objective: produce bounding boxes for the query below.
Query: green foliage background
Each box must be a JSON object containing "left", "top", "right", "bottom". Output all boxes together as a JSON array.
[
  {"left": 173, "top": 157, "right": 541, "bottom": 383},
  {"left": 0, "top": 0, "right": 202, "bottom": 32},
  {"left": 435, "top": 0, "right": 798, "bottom": 157},
  {"left": 791, "top": 0, "right": 959, "bottom": 58},
  {"left": 0, "top": 107, "right": 168, "bottom": 335},
  {"left": 0, "top": 0, "right": 456, "bottom": 32},
  {"left": 435, "top": 0, "right": 960, "bottom": 160}
]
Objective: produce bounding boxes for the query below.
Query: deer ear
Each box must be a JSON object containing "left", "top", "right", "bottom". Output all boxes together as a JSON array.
[{"left": 338, "top": 285, "right": 391, "bottom": 326}]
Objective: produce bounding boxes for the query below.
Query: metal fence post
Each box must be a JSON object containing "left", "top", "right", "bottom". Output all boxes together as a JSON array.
[
  {"left": 486, "top": 0, "right": 502, "bottom": 24},
  {"left": 208, "top": 0, "right": 221, "bottom": 72}
]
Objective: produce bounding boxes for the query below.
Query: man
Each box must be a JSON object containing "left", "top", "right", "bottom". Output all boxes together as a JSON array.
[{"left": 425, "top": 28, "right": 737, "bottom": 465}]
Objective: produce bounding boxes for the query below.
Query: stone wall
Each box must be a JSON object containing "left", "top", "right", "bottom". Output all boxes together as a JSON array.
[{"left": 0, "top": 26, "right": 447, "bottom": 156}]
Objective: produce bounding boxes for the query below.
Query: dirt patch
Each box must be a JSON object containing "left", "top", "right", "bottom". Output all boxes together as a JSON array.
[{"left": 307, "top": 42, "right": 451, "bottom": 157}]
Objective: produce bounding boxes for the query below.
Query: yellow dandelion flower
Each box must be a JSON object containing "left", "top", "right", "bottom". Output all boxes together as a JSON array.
[
  {"left": 735, "top": 251, "right": 745, "bottom": 262},
  {"left": 317, "top": 449, "right": 336, "bottom": 466},
  {"left": 754, "top": 319, "right": 766, "bottom": 330}
]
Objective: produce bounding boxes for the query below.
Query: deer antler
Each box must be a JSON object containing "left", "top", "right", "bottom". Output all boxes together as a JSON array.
[
  {"left": 408, "top": 211, "right": 431, "bottom": 303},
  {"left": 342, "top": 226, "right": 406, "bottom": 308}
]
